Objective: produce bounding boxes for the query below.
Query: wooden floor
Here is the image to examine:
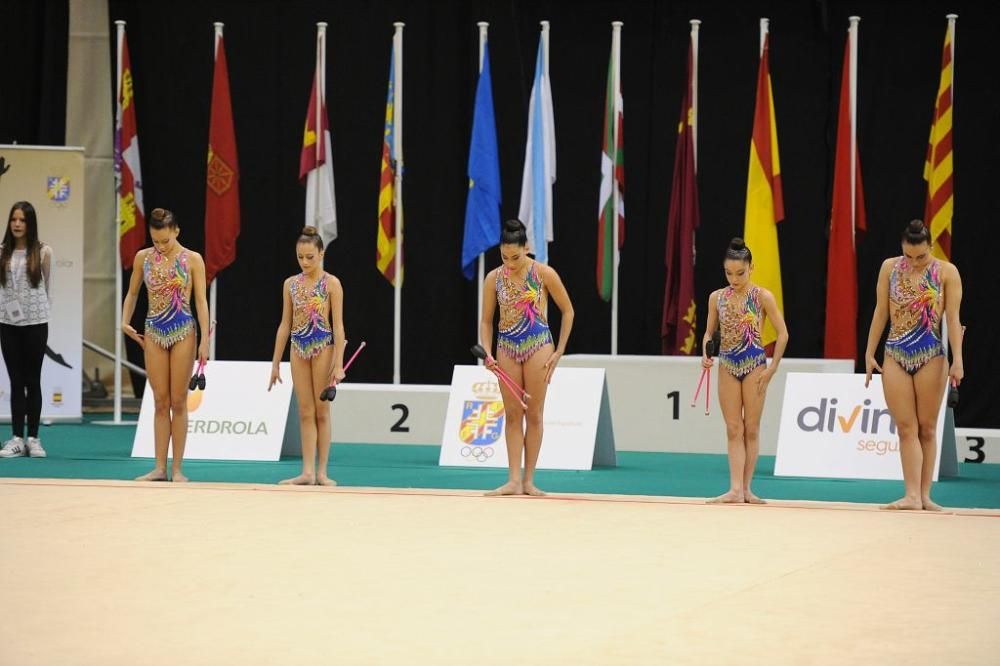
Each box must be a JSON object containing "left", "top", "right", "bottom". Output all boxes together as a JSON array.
[{"left": 2, "top": 478, "right": 998, "bottom": 665}]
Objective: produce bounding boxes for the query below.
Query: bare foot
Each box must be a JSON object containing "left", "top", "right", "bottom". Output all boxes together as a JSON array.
[
  {"left": 522, "top": 482, "right": 547, "bottom": 497},
  {"left": 279, "top": 474, "right": 316, "bottom": 485},
  {"left": 922, "top": 497, "right": 944, "bottom": 512},
  {"left": 485, "top": 481, "right": 523, "bottom": 496},
  {"left": 707, "top": 490, "right": 745, "bottom": 504},
  {"left": 316, "top": 476, "right": 337, "bottom": 487},
  {"left": 135, "top": 469, "right": 168, "bottom": 482},
  {"left": 882, "top": 496, "right": 923, "bottom": 511},
  {"left": 171, "top": 472, "right": 189, "bottom": 483},
  {"left": 744, "top": 491, "right": 767, "bottom": 505}
]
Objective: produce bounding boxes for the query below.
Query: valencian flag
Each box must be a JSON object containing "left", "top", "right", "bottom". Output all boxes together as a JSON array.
[
  {"left": 300, "top": 25, "right": 338, "bottom": 250},
  {"left": 662, "top": 41, "right": 700, "bottom": 355},
  {"left": 376, "top": 46, "right": 399, "bottom": 285},
  {"left": 204, "top": 30, "right": 240, "bottom": 285},
  {"left": 743, "top": 27, "right": 785, "bottom": 347},
  {"left": 461, "top": 42, "right": 501, "bottom": 280},
  {"left": 924, "top": 17, "right": 956, "bottom": 261},
  {"left": 597, "top": 28, "right": 624, "bottom": 301},
  {"left": 115, "top": 27, "right": 145, "bottom": 268},
  {"left": 824, "top": 24, "right": 866, "bottom": 360}
]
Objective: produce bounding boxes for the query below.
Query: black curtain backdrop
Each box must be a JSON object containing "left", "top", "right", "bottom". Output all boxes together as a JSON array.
[{"left": 8, "top": 0, "right": 999, "bottom": 427}]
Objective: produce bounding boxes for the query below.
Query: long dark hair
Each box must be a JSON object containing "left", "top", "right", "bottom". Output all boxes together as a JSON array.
[{"left": 1, "top": 201, "right": 43, "bottom": 288}]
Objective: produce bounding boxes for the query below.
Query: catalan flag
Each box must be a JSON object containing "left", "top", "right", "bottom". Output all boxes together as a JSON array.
[
  {"left": 923, "top": 18, "right": 955, "bottom": 261},
  {"left": 743, "top": 28, "right": 784, "bottom": 348},
  {"left": 376, "top": 46, "right": 399, "bottom": 285}
]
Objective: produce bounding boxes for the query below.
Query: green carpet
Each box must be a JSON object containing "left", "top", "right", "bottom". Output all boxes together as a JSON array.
[{"left": 2, "top": 419, "right": 999, "bottom": 509}]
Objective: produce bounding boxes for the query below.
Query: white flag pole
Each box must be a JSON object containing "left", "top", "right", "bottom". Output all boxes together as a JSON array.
[
  {"left": 112, "top": 20, "right": 126, "bottom": 424},
  {"left": 392, "top": 22, "right": 404, "bottom": 384},
  {"left": 848, "top": 17, "right": 859, "bottom": 248},
  {"left": 947, "top": 14, "right": 957, "bottom": 106},
  {"left": 476, "top": 21, "right": 488, "bottom": 363},
  {"left": 208, "top": 22, "right": 224, "bottom": 360},
  {"left": 690, "top": 19, "right": 700, "bottom": 172},
  {"left": 314, "top": 23, "right": 326, "bottom": 233},
  {"left": 760, "top": 17, "right": 769, "bottom": 57},
  {"left": 610, "top": 21, "right": 622, "bottom": 355}
]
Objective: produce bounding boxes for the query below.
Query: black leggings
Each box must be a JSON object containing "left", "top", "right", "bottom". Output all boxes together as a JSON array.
[{"left": 0, "top": 323, "right": 48, "bottom": 438}]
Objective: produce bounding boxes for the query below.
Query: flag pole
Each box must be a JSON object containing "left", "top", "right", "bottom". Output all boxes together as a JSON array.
[
  {"left": 392, "top": 21, "right": 404, "bottom": 384},
  {"left": 476, "top": 21, "right": 488, "bottom": 363},
  {"left": 848, "top": 17, "right": 859, "bottom": 248},
  {"left": 315, "top": 23, "right": 326, "bottom": 238},
  {"left": 610, "top": 21, "right": 622, "bottom": 355},
  {"left": 113, "top": 20, "right": 126, "bottom": 424},
  {"left": 690, "top": 20, "right": 700, "bottom": 171},
  {"left": 208, "top": 21, "right": 224, "bottom": 361},
  {"left": 759, "top": 17, "right": 769, "bottom": 56},
  {"left": 947, "top": 14, "right": 957, "bottom": 108}
]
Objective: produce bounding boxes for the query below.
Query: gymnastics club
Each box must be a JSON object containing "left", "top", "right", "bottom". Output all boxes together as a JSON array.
[
  {"left": 470, "top": 344, "right": 530, "bottom": 409},
  {"left": 319, "top": 341, "right": 367, "bottom": 401},
  {"left": 691, "top": 332, "right": 719, "bottom": 416},
  {"left": 188, "top": 320, "right": 217, "bottom": 391}
]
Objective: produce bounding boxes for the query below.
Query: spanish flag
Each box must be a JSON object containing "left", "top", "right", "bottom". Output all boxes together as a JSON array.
[
  {"left": 743, "top": 25, "right": 784, "bottom": 347},
  {"left": 924, "top": 17, "right": 956, "bottom": 261}
]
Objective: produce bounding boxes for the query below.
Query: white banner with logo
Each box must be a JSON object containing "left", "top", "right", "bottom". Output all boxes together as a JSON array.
[
  {"left": 132, "top": 361, "right": 295, "bottom": 461},
  {"left": 439, "top": 365, "right": 616, "bottom": 471},
  {"left": 775, "top": 372, "right": 948, "bottom": 481},
  {"left": 0, "top": 145, "right": 84, "bottom": 422}
]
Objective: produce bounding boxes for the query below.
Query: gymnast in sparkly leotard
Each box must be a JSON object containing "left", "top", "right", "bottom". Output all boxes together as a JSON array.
[
  {"left": 865, "top": 220, "right": 964, "bottom": 511},
  {"left": 269, "top": 226, "right": 346, "bottom": 487},
  {"left": 479, "top": 219, "right": 574, "bottom": 497},
  {"left": 121, "top": 208, "right": 211, "bottom": 483},
  {"left": 702, "top": 238, "right": 788, "bottom": 505}
]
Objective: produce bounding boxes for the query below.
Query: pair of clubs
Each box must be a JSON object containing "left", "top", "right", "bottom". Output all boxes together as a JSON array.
[
  {"left": 319, "top": 341, "right": 367, "bottom": 401},
  {"left": 691, "top": 332, "right": 721, "bottom": 416},
  {"left": 188, "top": 320, "right": 217, "bottom": 391},
  {"left": 470, "top": 345, "right": 531, "bottom": 409}
]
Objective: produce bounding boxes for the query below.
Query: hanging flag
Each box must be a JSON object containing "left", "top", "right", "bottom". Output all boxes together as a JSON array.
[
  {"left": 461, "top": 42, "right": 501, "bottom": 280},
  {"left": 924, "top": 18, "right": 955, "bottom": 261},
  {"left": 299, "top": 33, "right": 337, "bottom": 250},
  {"left": 517, "top": 32, "right": 556, "bottom": 264},
  {"left": 115, "top": 29, "right": 145, "bottom": 268},
  {"left": 743, "top": 31, "right": 785, "bottom": 347},
  {"left": 376, "top": 47, "right": 399, "bottom": 285},
  {"left": 824, "top": 29, "right": 866, "bottom": 360},
  {"left": 204, "top": 31, "right": 240, "bottom": 285},
  {"left": 597, "top": 33, "right": 624, "bottom": 301},
  {"left": 662, "top": 42, "right": 700, "bottom": 355}
]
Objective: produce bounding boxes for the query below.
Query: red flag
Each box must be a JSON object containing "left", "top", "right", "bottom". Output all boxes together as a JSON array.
[
  {"left": 115, "top": 30, "right": 146, "bottom": 268},
  {"left": 661, "top": 42, "right": 700, "bottom": 355},
  {"left": 824, "top": 34, "right": 866, "bottom": 360},
  {"left": 204, "top": 32, "right": 240, "bottom": 284}
]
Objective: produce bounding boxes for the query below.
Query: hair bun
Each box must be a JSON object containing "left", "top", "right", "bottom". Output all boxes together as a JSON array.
[
  {"left": 907, "top": 219, "right": 925, "bottom": 233},
  {"left": 301, "top": 226, "right": 319, "bottom": 236},
  {"left": 729, "top": 237, "right": 746, "bottom": 251},
  {"left": 503, "top": 219, "right": 525, "bottom": 233},
  {"left": 151, "top": 208, "right": 167, "bottom": 219}
]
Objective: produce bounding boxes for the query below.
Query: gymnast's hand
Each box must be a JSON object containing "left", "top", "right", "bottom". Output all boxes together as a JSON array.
[
  {"left": 949, "top": 359, "right": 964, "bottom": 387},
  {"left": 197, "top": 339, "right": 209, "bottom": 366},
  {"left": 122, "top": 324, "right": 144, "bottom": 349},
  {"left": 268, "top": 364, "right": 282, "bottom": 391},
  {"left": 864, "top": 354, "right": 882, "bottom": 388},
  {"left": 756, "top": 366, "right": 774, "bottom": 396},
  {"left": 330, "top": 365, "right": 345, "bottom": 384},
  {"left": 543, "top": 350, "right": 562, "bottom": 384}
]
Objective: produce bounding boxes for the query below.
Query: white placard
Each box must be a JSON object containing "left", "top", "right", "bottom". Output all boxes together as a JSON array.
[
  {"left": 0, "top": 145, "right": 84, "bottom": 422},
  {"left": 439, "top": 365, "right": 615, "bottom": 470},
  {"left": 775, "top": 372, "right": 948, "bottom": 481},
  {"left": 132, "top": 361, "right": 295, "bottom": 461}
]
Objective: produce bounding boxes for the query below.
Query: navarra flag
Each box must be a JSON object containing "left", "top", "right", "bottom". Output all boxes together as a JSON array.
[
  {"left": 743, "top": 32, "right": 785, "bottom": 347},
  {"left": 924, "top": 20, "right": 955, "bottom": 261},
  {"left": 824, "top": 34, "right": 866, "bottom": 360},
  {"left": 596, "top": 37, "right": 624, "bottom": 301},
  {"left": 204, "top": 32, "right": 240, "bottom": 285},
  {"left": 461, "top": 43, "right": 501, "bottom": 280},
  {"left": 115, "top": 29, "right": 145, "bottom": 268},
  {"left": 662, "top": 42, "right": 700, "bottom": 355},
  {"left": 299, "top": 55, "right": 337, "bottom": 249},
  {"left": 376, "top": 47, "right": 399, "bottom": 285}
]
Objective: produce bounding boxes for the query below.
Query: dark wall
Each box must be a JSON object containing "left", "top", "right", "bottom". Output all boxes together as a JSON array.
[{"left": 8, "top": 0, "right": 999, "bottom": 427}]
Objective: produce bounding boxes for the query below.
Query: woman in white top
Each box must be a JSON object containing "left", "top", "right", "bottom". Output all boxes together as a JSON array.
[{"left": 0, "top": 202, "right": 51, "bottom": 458}]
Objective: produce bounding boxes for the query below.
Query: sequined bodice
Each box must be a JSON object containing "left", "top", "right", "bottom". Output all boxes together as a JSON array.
[
  {"left": 143, "top": 249, "right": 191, "bottom": 319},
  {"left": 888, "top": 258, "right": 942, "bottom": 341},
  {"left": 718, "top": 286, "right": 763, "bottom": 355},
  {"left": 497, "top": 262, "right": 547, "bottom": 333},
  {"left": 290, "top": 273, "right": 331, "bottom": 334}
]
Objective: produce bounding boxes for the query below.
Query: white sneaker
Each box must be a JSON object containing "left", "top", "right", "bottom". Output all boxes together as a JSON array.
[
  {"left": 26, "top": 437, "right": 46, "bottom": 458},
  {"left": 0, "top": 437, "right": 27, "bottom": 458}
]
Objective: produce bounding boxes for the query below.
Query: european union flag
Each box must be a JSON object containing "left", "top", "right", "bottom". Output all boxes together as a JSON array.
[{"left": 461, "top": 43, "right": 501, "bottom": 280}]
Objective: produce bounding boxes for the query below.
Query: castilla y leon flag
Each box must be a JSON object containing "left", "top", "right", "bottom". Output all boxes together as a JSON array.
[
  {"left": 376, "top": 46, "right": 399, "bottom": 286},
  {"left": 924, "top": 18, "right": 955, "bottom": 261},
  {"left": 204, "top": 31, "right": 240, "bottom": 285},
  {"left": 300, "top": 27, "right": 338, "bottom": 252},
  {"left": 115, "top": 28, "right": 145, "bottom": 269},
  {"left": 743, "top": 29, "right": 785, "bottom": 348},
  {"left": 662, "top": 40, "right": 700, "bottom": 355},
  {"left": 824, "top": 26, "right": 866, "bottom": 360}
]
